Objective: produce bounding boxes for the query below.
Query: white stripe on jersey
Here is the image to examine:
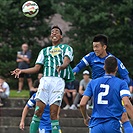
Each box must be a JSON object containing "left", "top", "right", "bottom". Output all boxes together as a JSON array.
[
  {"left": 65, "top": 47, "right": 73, "bottom": 61},
  {"left": 47, "top": 47, "right": 51, "bottom": 76},
  {"left": 82, "top": 57, "right": 89, "bottom": 66},
  {"left": 120, "top": 90, "right": 130, "bottom": 97},
  {"left": 67, "top": 68, "right": 70, "bottom": 79},
  {"left": 35, "top": 50, "right": 44, "bottom": 64},
  {"left": 63, "top": 69, "right": 66, "bottom": 78},
  {"left": 27, "top": 100, "right": 34, "bottom": 107}
]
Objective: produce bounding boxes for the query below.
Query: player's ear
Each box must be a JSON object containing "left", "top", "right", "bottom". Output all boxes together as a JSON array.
[
  {"left": 103, "top": 45, "right": 107, "bottom": 50},
  {"left": 116, "top": 66, "right": 118, "bottom": 72}
]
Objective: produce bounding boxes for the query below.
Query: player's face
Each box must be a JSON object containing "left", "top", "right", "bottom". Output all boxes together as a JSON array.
[
  {"left": 50, "top": 28, "right": 62, "bottom": 44},
  {"left": 93, "top": 42, "right": 107, "bottom": 57}
]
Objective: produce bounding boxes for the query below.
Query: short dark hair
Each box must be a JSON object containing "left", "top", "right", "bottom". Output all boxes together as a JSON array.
[
  {"left": 93, "top": 34, "right": 108, "bottom": 45},
  {"left": 51, "top": 25, "right": 62, "bottom": 35},
  {"left": 104, "top": 56, "right": 117, "bottom": 73}
]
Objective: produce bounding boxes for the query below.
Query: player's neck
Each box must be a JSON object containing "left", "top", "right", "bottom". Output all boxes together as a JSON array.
[
  {"left": 52, "top": 40, "right": 61, "bottom": 46},
  {"left": 106, "top": 72, "right": 116, "bottom": 76},
  {"left": 99, "top": 51, "right": 108, "bottom": 58}
]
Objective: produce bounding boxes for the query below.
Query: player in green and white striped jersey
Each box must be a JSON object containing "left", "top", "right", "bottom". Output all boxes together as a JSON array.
[
  {"left": 11, "top": 25, "right": 74, "bottom": 133},
  {"left": 36, "top": 43, "right": 74, "bottom": 82}
]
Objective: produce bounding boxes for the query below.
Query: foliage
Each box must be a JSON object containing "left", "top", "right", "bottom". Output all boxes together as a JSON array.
[
  {"left": 51, "top": 0, "right": 133, "bottom": 76},
  {"left": 0, "top": 0, "right": 133, "bottom": 89},
  {"left": 0, "top": 0, "right": 56, "bottom": 88}
]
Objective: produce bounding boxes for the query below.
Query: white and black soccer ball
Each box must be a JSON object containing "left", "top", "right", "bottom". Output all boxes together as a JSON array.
[{"left": 22, "top": 1, "right": 39, "bottom": 17}]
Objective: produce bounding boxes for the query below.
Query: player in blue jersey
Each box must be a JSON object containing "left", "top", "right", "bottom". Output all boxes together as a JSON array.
[
  {"left": 73, "top": 34, "right": 132, "bottom": 133},
  {"left": 19, "top": 93, "right": 62, "bottom": 133},
  {"left": 80, "top": 56, "right": 133, "bottom": 133}
]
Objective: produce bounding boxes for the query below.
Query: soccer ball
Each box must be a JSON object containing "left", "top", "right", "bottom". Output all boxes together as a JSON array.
[{"left": 22, "top": 1, "right": 39, "bottom": 17}]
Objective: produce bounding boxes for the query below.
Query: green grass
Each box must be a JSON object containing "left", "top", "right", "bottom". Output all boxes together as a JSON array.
[{"left": 9, "top": 90, "right": 30, "bottom": 98}]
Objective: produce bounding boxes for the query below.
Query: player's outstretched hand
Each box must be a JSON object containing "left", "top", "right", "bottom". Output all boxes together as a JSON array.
[{"left": 11, "top": 68, "right": 22, "bottom": 78}]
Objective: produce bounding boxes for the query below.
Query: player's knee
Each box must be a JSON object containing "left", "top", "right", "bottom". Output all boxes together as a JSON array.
[
  {"left": 50, "top": 110, "right": 58, "bottom": 120},
  {"left": 50, "top": 105, "right": 59, "bottom": 120},
  {"left": 121, "top": 112, "right": 129, "bottom": 123},
  {"left": 34, "top": 106, "right": 43, "bottom": 117}
]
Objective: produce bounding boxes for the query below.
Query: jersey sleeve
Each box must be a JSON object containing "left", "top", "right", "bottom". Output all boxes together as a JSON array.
[
  {"left": 64, "top": 46, "right": 74, "bottom": 62},
  {"left": 73, "top": 53, "right": 91, "bottom": 73},
  {"left": 35, "top": 49, "right": 44, "bottom": 65},
  {"left": 83, "top": 81, "right": 93, "bottom": 97},
  {"left": 117, "top": 58, "right": 130, "bottom": 84},
  {"left": 26, "top": 93, "right": 36, "bottom": 108},
  {"left": 120, "top": 81, "right": 131, "bottom": 98}
]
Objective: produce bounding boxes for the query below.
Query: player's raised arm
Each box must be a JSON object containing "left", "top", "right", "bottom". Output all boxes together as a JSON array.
[{"left": 73, "top": 60, "right": 87, "bottom": 74}]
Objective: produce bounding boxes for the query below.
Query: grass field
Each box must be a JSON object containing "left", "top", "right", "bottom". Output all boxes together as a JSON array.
[{"left": 9, "top": 90, "right": 30, "bottom": 98}]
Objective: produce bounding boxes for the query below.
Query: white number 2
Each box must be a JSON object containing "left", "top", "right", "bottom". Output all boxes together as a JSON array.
[{"left": 97, "top": 84, "right": 109, "bottom": 104}]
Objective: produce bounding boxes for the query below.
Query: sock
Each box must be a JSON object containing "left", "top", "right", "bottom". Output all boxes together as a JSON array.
[
  {"left": 51, "top": 120, "right": 59, "bottom": 133},
  {"left": 122, "top": 121, "right": 133, "bottom": 133},
  {"left": 29, "top": 115, "right": 40, "bottom": 133}
]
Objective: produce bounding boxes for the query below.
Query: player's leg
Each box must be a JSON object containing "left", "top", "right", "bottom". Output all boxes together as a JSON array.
[
  {"left": 90, "top": 124, "right": 104, "bottom": 133},
  {"left": 104, "top": 119, "right": 121, "bottom": 133},
  {"left": 49, "top": 77, "right": 65, "bottom": 133},
  {"left": 30, "top": 77, "right": 48, "bottom": 133},
  {"left": 30, "top": 100, "right": 46, "bottom": 133},
  {"left": 50, "top": 104, "right": 60, "bottom": 133},
  {"left": 121, "top": 112, "right": 133, "bottom": 133}
]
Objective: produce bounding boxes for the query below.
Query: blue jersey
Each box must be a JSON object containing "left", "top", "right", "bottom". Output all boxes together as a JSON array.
[
  {"left": 83, "top": 74, "right": 130, "bottom": 127},
  {"left": 73, "top": 52, "right": 129, "bottom": 83},
  {"left": 27, "top": 93, "right": 51, "bottom": 131}
]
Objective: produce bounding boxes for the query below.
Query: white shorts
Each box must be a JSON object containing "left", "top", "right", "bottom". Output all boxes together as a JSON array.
[{"left": 35, "top": 77, "right": 65, "bottom": 106}]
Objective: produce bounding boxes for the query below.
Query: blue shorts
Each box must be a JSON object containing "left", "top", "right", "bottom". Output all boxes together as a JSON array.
[{"left": 90, "top": 119, "right": 121, "bottom": 133}]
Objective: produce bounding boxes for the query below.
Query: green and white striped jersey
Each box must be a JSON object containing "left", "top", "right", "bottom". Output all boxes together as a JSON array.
[{"left": 35, "top": 43, "right": 75, "bottom": 82}]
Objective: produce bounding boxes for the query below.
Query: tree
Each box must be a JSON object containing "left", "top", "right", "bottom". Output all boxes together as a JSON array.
[
  {"left": 51, "top": 0, "right": 133, "bottom": 75},
  {"left": 0, "top": 0, "right": 56, "bottom": 88}
]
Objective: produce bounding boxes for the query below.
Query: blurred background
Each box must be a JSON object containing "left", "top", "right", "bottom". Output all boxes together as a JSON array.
[{"left": 0, "top": 0, "right": 133, "bottom": 91}]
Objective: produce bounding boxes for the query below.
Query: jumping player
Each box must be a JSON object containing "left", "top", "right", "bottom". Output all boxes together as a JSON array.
[
  {"left": 11, "top": 25, "right": 74, "bottom": 133},
  {"left": 80, "top": 56, "right": 133, "bottom": 133},
  {"left": 73, "top": 34, "right": 132, "bottom": 133}
]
